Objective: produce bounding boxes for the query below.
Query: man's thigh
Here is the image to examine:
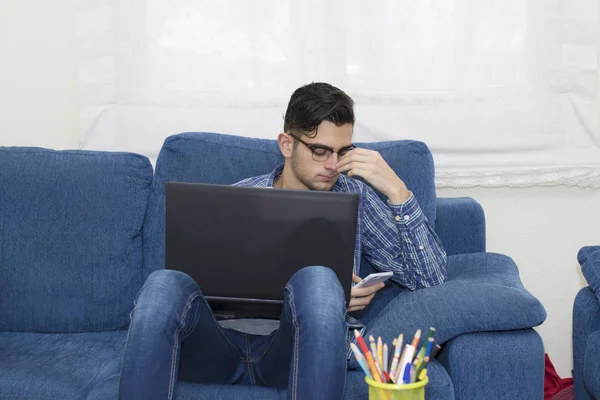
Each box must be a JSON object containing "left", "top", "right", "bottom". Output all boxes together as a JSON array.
[
  {"left": 177, "top": 298, "right": 251, "bottom": 385},
  {"left": 251, "top": 266, "right": 348, "bottom": 388},
  {"left": 351, "top": 282, "right": 406, "bottom": 326}
]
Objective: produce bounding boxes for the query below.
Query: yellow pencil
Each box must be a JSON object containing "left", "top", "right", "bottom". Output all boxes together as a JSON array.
[
  {"left": 369, "top": 335, "right": 377, "bottom": 356},
  {"left": 369, "top": 335, "right": 383, "bottom": 377},
  {"left": 389, "top": 334, "right": 403, "bottom": 379},
  {"left": 415, "top": 346, "right": 426, "bottom": 370},
  {"left": 354, "top": 330, "right": 382, "bottom": 382},
  {"left": 377, "top": 336, "right": 383, "bottom": 371}
]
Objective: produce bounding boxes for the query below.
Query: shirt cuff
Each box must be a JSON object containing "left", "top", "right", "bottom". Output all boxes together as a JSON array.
[{"left": 388, "top": 193, "right": 426, "bottom": 230}]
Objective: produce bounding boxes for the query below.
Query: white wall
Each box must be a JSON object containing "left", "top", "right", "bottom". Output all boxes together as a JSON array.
[
  {"left": 1, "top": 0, "right": 598, "bottom": 380},
  {"left": 0, "top": 0, "right": 78, "bottom": 149}
]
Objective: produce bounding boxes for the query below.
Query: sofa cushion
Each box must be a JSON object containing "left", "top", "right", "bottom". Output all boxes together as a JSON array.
[
  {"left": 87, "top": 373, "right": 287, "bottom": 400},
  {"left": 0, "top": 148, "right": 153, "bottom": 332},
  {"left": 573, "top": 287, "right": 600, "bottom": 400},
  {"left": 434, "top": 197, "right": 486, "bottom": 256},
  {"left": 358, "top": 252, "right": 547, "bottom": 346},
  {"left": 0, "top": 330, "right": 126, "bottom": 399},
  {"left": 144, "top": 132, "right": 436, "bottom": 273},
  {"left": 578, "top": 246, "right": 600, "bottom": 302},
  {"left": 87, "top": 360, "right": 452, "bottom": 400}
]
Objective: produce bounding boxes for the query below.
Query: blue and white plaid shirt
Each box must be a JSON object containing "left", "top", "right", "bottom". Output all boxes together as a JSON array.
[{"left": 234, "top": 164, "right": 447, "bottom": 358}]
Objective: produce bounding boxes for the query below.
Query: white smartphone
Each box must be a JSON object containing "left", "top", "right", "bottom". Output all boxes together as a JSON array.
[{"left": 353, "top": 271, "right": 393, "bottom": 288}]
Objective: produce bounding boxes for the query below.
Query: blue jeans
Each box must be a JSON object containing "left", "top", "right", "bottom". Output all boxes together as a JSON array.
[{"left": 119, "top": 266, "right": 348, "bottom": 400}]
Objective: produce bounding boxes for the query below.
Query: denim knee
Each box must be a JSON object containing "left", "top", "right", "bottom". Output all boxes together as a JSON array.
[
  {"left": 286, "top": 266, "right": 346, "bottom": 325},
  {"left": 288, "top": 266, "right": 341, "bottom": 290},
  {"left": 133, "top": 269, "right": 201, "bottom": 323}
]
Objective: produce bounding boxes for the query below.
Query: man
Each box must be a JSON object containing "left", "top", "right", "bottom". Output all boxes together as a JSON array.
[{"left": 119, "top": 82, "right": 447, "bottom": 400}]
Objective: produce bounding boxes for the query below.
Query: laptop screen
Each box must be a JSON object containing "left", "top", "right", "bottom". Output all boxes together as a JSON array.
[{"left": 166, "top": 182, "right": 358, "bottom": 319}]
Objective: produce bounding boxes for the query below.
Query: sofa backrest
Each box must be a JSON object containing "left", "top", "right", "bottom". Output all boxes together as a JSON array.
[
  {"left": 0, "top": 148, "right": 153, "bottom": 332},
  {"left": 143, "top": 132, "right": 436, "bottom": 274}
]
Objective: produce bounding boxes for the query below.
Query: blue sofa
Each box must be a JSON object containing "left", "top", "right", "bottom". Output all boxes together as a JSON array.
[
  {"left": 1, "top": 133, "right": 547, "bottom": 399},
  {"left": 573, "top": 246, "right": 600, "bottom": 400},
  {"left": 0, "top": 147, "right": 153, "bottom": 399}
]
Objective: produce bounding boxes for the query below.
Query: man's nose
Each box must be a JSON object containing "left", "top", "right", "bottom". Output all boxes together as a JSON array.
[{"left": 324, "top": 153, "right": 339, "bottom": 170}]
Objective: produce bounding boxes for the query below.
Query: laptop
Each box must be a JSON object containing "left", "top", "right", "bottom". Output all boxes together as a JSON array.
[{"left": 165, "top": 182, "right": 359, "bottom": 320}]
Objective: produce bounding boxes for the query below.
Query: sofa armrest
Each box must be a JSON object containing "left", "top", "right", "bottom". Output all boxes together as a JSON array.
[
  {"left": 573, "top": 287, "right": 600, "bottom": 400},
  {"left": 362, "top": 253, "right": 546, "bottom": 355},
  {"left": 583, "top": 330, "right": 600, "bottom": 399},
  {"left": 435, "top": 197, "right": 486, "bottom": 256},
  {"left": 438, "top": 329, "right": 544, "bottom": 400},
  {"left": 578, "top": 246, "right": 600, "bottom": 300}
]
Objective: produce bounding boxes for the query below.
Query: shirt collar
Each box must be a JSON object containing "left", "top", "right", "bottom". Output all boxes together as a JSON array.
[{"left": 266, "top": 164, "right": 284, "bottom": 187}]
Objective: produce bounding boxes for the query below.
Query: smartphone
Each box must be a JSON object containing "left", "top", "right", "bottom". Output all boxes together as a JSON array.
[{"left": 353, "top": 271, "right": 393, "bottom": 288}]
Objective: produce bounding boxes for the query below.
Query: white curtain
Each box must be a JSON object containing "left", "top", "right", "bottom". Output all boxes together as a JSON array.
[{"left": 76, "top": 0, "right": 600, "bottom": 187}]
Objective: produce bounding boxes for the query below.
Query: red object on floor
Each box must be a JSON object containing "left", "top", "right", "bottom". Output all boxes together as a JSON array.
[{"left": 544, "top": 353, "right": 574, "bottom": 400}]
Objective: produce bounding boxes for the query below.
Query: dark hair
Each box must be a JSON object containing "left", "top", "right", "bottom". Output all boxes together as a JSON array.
[{"left": 283, "top": 82, "right": 355, "bottom": 138}]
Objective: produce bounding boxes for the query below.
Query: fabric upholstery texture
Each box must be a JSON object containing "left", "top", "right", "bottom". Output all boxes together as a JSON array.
[{"left": 0, "top": 148, "right": 152, "bottom": 332}]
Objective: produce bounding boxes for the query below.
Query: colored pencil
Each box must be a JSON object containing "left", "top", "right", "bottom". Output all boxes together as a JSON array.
[
  {"left": 354, "top": 330, "right": 382, "bottom": 382},
  {"left": 377, "top": 337, "right": 383, "bottom": 371},
  {"left": 389, "top": 334, "right": 403, "bottom": 379},
  {"left": 410, "top": 329, "right": 422, "bottom": 353},
  {"left": 383, "top": 343, "right": 389, "bottom": 373},
  {"left": 350, "top": 343, "right": 372, "bottom": 379}
]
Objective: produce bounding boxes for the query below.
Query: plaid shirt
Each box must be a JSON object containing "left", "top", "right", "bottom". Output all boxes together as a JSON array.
[{"left": 234, "top": 164, "right": 447, "bottom": 358}]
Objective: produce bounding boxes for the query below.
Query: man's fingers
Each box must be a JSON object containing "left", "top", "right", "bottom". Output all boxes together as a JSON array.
[
  {"left": 337, "top": 152, "right": 370, "bottom": 169},
  {"left": 336, "top": 161, "right": 355, "bottom": 173},
  {"left": 348, "top": 291, "right": 376, "bottom": 311},
  {"left": 339, "top": 165, "right": 371, "bottom": 179},
  {"left": 348, "top": 305, "right": 366, "bottom": 312},
  {"left": 351, "top": 282, "right": 384, "bottom": 298},
  {"left": 343, "top": 147, "right": 371, "bottom": 158},
  {"left": 351, "top": 293, "right": 376, "bottom": 308},
  {"left": 363, "top": 293, "right": 376, "bottom": 305},
  {"left": 352, "top": 273, "right": 362, "bottom": 283},
  {"left": 348, "top": 281, "right": 384, "bottom": 312},
  {"left": 347, "top": 167, "right": 370, "bottom": 179}
]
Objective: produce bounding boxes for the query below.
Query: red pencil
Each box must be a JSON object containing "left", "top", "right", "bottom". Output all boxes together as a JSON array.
[
  {"left": 354, "top": 330, "right": 382, "bottom": 382},
  {"left": 383, "top": 371, "right": 392, "bottom": 383}
]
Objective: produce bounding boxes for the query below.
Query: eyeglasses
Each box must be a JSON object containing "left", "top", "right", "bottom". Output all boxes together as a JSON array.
[{"left": 289, "top": 134, "right": 356, "bottom": 162}]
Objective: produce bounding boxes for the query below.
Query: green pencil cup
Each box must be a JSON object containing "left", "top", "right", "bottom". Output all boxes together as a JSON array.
[{"left": 365, "top": 376, "right": 428, "bottom": 400}]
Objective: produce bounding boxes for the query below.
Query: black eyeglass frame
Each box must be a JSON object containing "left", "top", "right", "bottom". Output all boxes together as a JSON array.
[{"left": 289, "top": 134, "right": 356, "bottom": 162}]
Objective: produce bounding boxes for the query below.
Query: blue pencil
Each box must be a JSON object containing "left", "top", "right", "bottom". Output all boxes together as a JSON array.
[
  {"left": 358, "top": 358, "right": 372, "bottom": 379},
  {"left": 350, "top": 343, "right": 372, "bottom": 379},
  {"left": 402, "top": 362, "right": 411, "bottom": 384},
  {"left": 424, "top": 337, "right": 435, "bottom": 359}
]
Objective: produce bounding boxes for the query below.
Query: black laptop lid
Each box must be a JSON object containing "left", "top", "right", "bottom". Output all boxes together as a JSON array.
[{"left": 166, "top": 182, "right": 358, "bottom": 318}]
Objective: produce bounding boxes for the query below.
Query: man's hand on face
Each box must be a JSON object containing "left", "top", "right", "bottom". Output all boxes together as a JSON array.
[
  {"left": 348, "top": 273, "right": 385, "bottom": 313},
  {"left": 336, "top": 148, "right": 411, "bottom": 204}
]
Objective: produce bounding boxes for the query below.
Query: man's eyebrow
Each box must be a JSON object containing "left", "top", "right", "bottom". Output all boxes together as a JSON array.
[
  {"left": 303, "top": 141, "right": 330, "bottom": 148},
  {"left": 307, "top": 142, "right": 354, "bottom": 150}
]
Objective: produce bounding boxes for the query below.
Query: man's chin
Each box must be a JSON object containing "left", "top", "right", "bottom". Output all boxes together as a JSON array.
[{"left": 308, "top": 181, "right": 337, "bottom": 191}]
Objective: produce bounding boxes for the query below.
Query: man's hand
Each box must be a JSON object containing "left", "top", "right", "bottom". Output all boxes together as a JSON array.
[
  {"left": 348, "top": 273, "right": 385, "bottom": 312},
  {"left": 336, "top": 148, "right": 410, "bottom": 204}
]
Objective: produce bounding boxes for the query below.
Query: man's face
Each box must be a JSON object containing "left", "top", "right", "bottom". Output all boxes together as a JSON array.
[{"left": 289, "top": 121, "right": 354, "bottom": 191}]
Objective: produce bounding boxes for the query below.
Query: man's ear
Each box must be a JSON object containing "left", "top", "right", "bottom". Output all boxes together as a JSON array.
[{"left": 278, "top": 132, "right": 294, "bottom": 158}]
